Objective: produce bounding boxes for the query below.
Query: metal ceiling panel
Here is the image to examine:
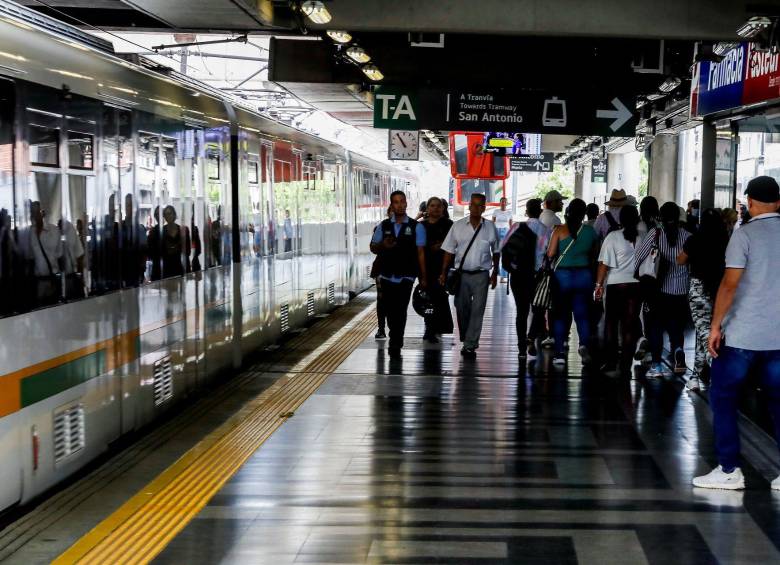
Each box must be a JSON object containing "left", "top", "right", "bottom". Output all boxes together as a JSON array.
[{"left": 120, "top": 0, "right": 267, "bottom": 30}]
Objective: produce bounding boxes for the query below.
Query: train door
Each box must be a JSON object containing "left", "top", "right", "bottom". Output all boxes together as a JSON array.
[{"left": 0, "top": 77, "right": 20, "bottom": 510}]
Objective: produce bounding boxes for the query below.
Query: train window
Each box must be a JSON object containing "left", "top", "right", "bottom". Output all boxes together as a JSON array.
[
  {"left": 67, "top": 131, "right": 93, "bottom": 170},
  {"left": 29, "top": 123, "right": 59, "bottom": 167},
  {"left": 248, "top": 161, "right": 259, "bottom": 185},
  {"left": 207, "top": 153, "right": 220, "bottom": 180}
]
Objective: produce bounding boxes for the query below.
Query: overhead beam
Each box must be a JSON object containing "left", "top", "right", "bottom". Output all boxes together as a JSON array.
[{"left": 316, "top": 0, "right": 754, "bottom": 40}]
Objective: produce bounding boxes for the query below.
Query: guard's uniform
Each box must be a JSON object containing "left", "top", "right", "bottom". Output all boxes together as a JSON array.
[{"left": 371, "top": 215, "right": 425, "bottom": 352}]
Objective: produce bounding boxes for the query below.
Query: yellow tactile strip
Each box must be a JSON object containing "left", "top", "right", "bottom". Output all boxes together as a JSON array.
[{"left": 55, "top": 305, "right": 375, "bottom": 565}]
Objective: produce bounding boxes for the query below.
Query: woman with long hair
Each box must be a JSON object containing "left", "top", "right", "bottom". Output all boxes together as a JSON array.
[
  {"left": 422, "top": 197, "right": 454, "bottom": 342},
  {"left": 638, "top": 196, "right": 660, "bottom": 237},
  {"left": 634, "top": 201, "right": 692, "bottom": 378},
  {"left": 594, "top": 205, "right": 643, "bottom": 376},
  {"left": 546, "top": 198, "right": 599, "bottom": 365},
  {"left": 677, "top": 208, "right": 729, "bottom": 390}
]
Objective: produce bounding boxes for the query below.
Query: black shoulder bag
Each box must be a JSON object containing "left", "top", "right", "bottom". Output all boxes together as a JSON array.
[{"left": 445, "top": 222, "right": 482, "bottom": 296}]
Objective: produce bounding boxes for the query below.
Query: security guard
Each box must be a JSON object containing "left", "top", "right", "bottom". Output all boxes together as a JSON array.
[{"left": 370, "top": 190, "right": 427, "bottom": 358}]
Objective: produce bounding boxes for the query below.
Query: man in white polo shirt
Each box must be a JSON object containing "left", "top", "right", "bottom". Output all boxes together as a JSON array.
[
  {"left": 693, "top": 176, "right": 780, "bottom": 490},
  {"left": 439, "top": 193, "right": 500, "bottom": 357}
]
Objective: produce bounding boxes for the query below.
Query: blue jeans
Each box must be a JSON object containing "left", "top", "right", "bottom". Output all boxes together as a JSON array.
[
  {"left": 710, "top": 346, "right": 780, "bottom": 470},
  {"left": 553, "top": 267, "right": 592, "bottom": 354},
  {"left": 497, "top": 227, "right": 508, "bottom": 277}
]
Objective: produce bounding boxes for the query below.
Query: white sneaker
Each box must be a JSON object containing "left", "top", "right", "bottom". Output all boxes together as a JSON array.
[
  {"left": 771, "top": 476, "right": 780, "bottom": 491},
  {"left": 541, "top": 337, "right": 555, "bottom": 348},
  {"left": 692, "top": 466, "right": 745, "bottom": 490},
  {"left": 552, "top": 354, "right": 566, "bottom": 365},
  {"left": 645, "top": 363, "right": 667, "bottom": 379},
  {"left": 686, "top": 375, "right": 702, "bottom": 392}
]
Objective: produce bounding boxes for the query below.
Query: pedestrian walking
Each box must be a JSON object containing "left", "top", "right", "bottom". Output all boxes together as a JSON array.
[{"left": 421, "top": 197, "right": 454, "bottom": 342}]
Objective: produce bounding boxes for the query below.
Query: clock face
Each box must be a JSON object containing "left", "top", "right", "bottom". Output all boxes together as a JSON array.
[{"left": 388, "top": 130, "right": 420, "bottom": 161}]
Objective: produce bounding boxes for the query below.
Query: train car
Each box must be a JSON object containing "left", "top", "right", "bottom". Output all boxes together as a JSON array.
[{"left": 0, "top": 2, "right": 423, "bottom": 512}]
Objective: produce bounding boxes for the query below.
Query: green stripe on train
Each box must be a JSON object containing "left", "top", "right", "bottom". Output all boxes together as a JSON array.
[{"left": 20, "top": 350, "right": 107, "bottom": 407}]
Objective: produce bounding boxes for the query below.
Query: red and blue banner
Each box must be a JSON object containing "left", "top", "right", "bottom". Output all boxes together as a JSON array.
[{"left": 691, "top": 43, "right": 780, "bottom": 117}]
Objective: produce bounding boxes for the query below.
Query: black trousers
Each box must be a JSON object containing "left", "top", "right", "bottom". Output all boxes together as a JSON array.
[
  {"left": 375, "top": 278, "right": 386, "bottom": 331},
  {"left": 383, "top": 279, "right": 414, "bottom": 350},
  {"left": 510, "top": 274, "right": 545, "bottom": 349},
  {"left": 604, "top": 283, "right": 642, "bottom": 367}
]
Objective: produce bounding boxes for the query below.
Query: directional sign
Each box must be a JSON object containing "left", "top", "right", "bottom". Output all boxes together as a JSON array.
[
  {"left": 373, "top": 87, "right": 638, "bottom": 137},
  {"left": 596, "top": 98, "right": 634, "bottom": 133},
  {"left": 509, "top": 153, "right": 555, "bottom": 173},
  {"left": 591, "top": 158, "right": 608, "bottom": 183}
]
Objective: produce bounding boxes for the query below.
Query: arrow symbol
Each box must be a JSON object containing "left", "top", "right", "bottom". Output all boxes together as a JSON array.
[
  {"left": 596, "top": 97, "right": 633, "bottom": 132},
  {"left": 533, "top": 160, "right": 544, "bottom": 170}
]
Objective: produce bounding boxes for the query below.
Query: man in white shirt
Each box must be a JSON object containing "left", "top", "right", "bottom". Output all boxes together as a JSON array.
[
  {"left": 539, "top": 190, "right": 565, "bottom": 229},
  {"left": 439, "top": 193, "right": 500, "bottom": 356},
  {"left": 491, "top": 197, "right": 513, "bottom": 280}
]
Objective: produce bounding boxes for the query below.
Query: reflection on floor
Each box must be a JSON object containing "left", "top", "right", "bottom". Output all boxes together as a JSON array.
[{"left": 155, "top": 287, "right": 780, "bottom": 565}]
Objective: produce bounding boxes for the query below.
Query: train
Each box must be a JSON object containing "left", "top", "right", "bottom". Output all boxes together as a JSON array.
[{"left": 0, "top": 2, "right": 424, "bottom": 512}]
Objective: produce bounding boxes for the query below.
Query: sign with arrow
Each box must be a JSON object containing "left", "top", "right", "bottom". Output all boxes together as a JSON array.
[
  {"left": 374, "top": 87, "right": 638, "bottom": 137},
  {"left": 596, "top": 98, "right": 634, "bottom": 133},
  {"left": 509, "top": 153, "right": 555, "bottom": 173}
]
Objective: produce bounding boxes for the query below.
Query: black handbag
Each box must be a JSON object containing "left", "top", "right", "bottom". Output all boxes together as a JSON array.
[{"left": 445, "top": 222, "right": 482, "bottom": 296}]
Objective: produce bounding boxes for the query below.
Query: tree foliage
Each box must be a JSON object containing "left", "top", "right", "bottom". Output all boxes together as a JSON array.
[{"left": 532, "top": 168, "right": 575, "bottom": 201}]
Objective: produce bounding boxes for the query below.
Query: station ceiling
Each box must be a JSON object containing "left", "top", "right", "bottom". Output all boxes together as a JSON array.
[{"left": 16, "top": 0, "right": 775, "bottom": 38}]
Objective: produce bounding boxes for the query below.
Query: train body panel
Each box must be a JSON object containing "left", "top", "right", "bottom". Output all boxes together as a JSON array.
[{"left": 0, "top": 5, "right": 425, "bottom": 512}]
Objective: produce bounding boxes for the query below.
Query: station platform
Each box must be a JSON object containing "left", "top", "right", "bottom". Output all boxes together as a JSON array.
[{"left": 3, "top": 289, "right": 780, "bottom": 565}]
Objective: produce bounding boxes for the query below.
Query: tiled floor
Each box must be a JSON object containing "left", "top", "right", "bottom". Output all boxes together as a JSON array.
[{"left": 154, "top": 287, "right": 780, "bottom": 564}]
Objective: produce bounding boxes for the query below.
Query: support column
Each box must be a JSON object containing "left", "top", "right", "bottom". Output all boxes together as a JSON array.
[
  {"left": 648, "top": 134, "right": 678, "bottom": 203},
  {"left": 574, "top": 169, "right": 584, "bottom": 199},
  {"left": 700, "top": 121, "right": 716, "bottom": 211}
]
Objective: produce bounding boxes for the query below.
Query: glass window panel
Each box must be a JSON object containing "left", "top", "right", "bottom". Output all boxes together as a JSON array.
[
  {"left": 29, "top": 123, "right": 59, "bottom": 167},
  {"left": 67, "top": 131, "right": 93, "bottom": 169}
]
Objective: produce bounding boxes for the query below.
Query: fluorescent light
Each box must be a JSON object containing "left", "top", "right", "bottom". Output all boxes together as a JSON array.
[
  {"left": 737, "top": 16, "right": 772, "bottom": 38},
  {"left": 107, "top": 85, "right": 138, "bottom": 95},
  {"left": 301, "top": 1, "right": 331, "bottom": 24},
  {"left": 47, "top": 69, "right": 93, "bottom": 80},
  {"left": 326, "top": 30, "right": 352, "bottom": 43},
  {"left": 149, "top": 98, "right": 182, "bottom": 108},
  {"left": 361, "top": 64, "right": 383, "bottom": 81},
  {"left": 0, "top": 51, "right": 25, "bottom": 62},
  {"left": 346, "top": 45, "right": 371, "bottom": 63}
]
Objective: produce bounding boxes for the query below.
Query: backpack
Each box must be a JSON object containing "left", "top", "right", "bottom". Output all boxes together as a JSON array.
[{"left": 501, "top": 223, "right": 537, "bottom": 275}]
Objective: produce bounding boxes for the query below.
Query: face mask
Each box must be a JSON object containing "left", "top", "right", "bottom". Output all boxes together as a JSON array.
[{"left": 692, "top": 208, "right": 700, "bottom": 218}]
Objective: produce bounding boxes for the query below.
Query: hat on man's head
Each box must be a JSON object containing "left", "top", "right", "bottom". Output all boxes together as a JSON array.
[
  {"left": 605, "top": 189, "right": 628, "bottom": 207},
  {"left": 543, "top": 190, "right": 567, "bottom": 202},
  {"left": 745, "top": 175, "right": 780, "bottom": 203}
]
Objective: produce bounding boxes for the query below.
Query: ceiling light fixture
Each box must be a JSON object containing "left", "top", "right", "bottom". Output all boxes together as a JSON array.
[
  {"left": 737, "top": 16, "right": 773, "bottom": 38},
  {"left": 658, "top": 76, "right": 682, "bottom": 93},
  {"left": 346, "top": 45, "right": 371, "bottom": 63},
  {"left": 326, "top": 30, "right": 352, "bottom": 43},
  {"left": 361, "top": 64, "right": 383, "bottom": 81},
  {"left": 301, "top": 1, "right": 332, "bottom": 25},
  {"left": 713, "top": 42, "right": 740, "bottom": 56}
]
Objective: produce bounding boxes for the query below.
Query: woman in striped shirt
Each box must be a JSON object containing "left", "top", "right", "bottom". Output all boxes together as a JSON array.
[{"left": 634, "top": 202, "right": 691, "bottom": 378}]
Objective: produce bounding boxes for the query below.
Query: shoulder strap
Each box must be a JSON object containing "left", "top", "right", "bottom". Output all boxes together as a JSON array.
[
  {"left": 553, "top": 226, "right": 582, "bottom": 271},
  {"left": 605, "top": 211, "right": 620, "bottom": 230},
  {"left": 458, "top": 221, "right": 483, "bottom": 271}
]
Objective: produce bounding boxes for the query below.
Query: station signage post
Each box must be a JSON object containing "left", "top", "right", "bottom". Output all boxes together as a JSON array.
[{"left": 373, "top": 87, "right": 638, "bottom": 137}]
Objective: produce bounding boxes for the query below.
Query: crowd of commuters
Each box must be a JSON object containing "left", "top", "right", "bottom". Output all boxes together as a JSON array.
[{"left": 368, "top": 177, "right": 780, "bottom": 492}]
